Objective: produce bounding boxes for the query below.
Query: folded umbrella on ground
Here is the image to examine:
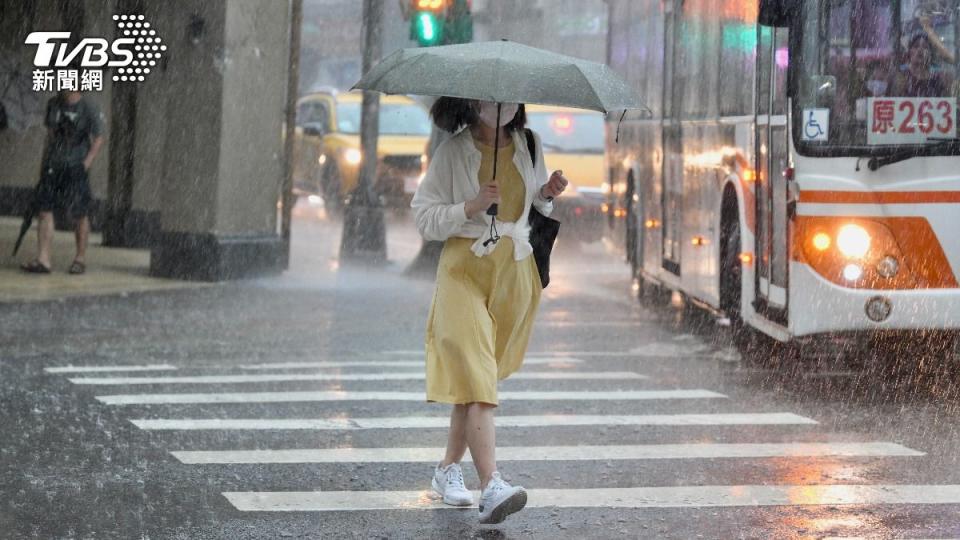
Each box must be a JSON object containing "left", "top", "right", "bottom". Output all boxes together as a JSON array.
[{"left": 12, "top": 206, "right": 35, "bottom": 257}]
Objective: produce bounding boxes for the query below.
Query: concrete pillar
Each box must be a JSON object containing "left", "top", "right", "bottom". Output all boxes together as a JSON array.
[{"left": 149, "top": 0, "right": 290, "bottom": 281}]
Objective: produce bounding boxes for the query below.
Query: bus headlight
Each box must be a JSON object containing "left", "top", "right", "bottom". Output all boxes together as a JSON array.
[
  {"left": 811, "top": 232, "right": 831, "bottom": 251},
  {"left": 836, "top": 224, "right": 871, "bottom": 258},
  {"left": 344, "top": 148, "right": 362, "bottom": 166}
]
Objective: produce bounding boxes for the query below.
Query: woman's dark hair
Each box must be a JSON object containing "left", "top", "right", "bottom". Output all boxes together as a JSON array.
[{"left": 430, "top": 97, "right": 526, "bottom": 133}]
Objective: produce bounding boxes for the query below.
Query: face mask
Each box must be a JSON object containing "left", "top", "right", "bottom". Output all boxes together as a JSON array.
[
  {"left": 478, "top": 101, "right": 519, "bottom": 128},
  {"left": 867, "top": 80, "right": 887, "bottom": 96}
]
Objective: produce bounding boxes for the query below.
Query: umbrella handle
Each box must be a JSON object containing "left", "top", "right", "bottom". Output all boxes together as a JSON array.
[{"left": 486, "top": 103, "right": 502, "bottom": 217}]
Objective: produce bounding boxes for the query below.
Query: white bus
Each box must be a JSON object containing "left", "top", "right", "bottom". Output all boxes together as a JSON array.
[{"left": 604, "top": 0, "right": 960, "bottom": 360}]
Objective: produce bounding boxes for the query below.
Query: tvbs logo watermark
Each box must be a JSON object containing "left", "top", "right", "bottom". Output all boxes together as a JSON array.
[{"left": 26, "top": 14, "right": 166, "bottom": 92}]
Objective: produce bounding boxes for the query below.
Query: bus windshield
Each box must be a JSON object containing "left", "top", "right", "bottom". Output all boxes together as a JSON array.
[
  {"left": 336, "top": 103, "right": 432, "bottom": 136},
  {"left": 796, "top": 0, "right": 960, "bottom": 153}
]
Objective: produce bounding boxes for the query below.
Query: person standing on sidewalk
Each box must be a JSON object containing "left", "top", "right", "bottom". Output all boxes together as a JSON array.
[
  {"left": 21, "top": 89, "right": 104, "bottom": 275},
  {"left": 411, "top": 97, "right": 567, "bottom": 524}
]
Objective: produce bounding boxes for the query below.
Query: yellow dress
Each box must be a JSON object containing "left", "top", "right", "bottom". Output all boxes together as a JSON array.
[{"left": 425, "top": 139, "right": 542, "bottom": 405}]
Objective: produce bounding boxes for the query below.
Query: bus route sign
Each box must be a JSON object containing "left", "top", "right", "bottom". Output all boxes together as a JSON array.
[{"left": 867, "top": 97, "right": 956, "bottom": 145}]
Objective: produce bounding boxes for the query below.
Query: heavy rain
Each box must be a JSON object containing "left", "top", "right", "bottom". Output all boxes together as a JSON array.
[{"left": 2, "top": 0, "right": 960, "bottom": 538}]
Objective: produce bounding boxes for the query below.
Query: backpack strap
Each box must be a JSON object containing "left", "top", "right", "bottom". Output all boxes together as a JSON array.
[{"left": 524, "top": 128, "right": 536, "bottom": 168}]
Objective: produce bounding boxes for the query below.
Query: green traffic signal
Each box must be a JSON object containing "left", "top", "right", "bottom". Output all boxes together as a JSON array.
[{"left": 412, "top": 11, "right": 443, "bottom": 47}]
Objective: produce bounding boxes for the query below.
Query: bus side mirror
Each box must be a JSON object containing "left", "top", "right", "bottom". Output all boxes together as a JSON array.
[{"left": 758, "top": 0, "right": 798, "bottom": 27}]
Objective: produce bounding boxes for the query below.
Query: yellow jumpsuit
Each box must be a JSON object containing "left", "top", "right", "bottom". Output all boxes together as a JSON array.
[{"left": 425, "top": 139, "right": 542, "bottom": 406}]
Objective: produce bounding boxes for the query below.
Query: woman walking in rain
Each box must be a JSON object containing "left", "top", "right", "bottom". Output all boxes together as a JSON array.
[{"left": 411, "top": 97, "right": 568, "bottom": 524}]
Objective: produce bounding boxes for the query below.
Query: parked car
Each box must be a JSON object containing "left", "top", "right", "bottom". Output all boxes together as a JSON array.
[
  {"left": 526, "top": 104, "right": 606, "bottom": 243},
  {"left": 294, "top": 90, "right": 430, "bottom": 210}
]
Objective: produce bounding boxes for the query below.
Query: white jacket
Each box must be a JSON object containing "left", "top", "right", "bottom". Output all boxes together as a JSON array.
[{"left": 411, "top": 128, "right": 554, "bottom": 261}]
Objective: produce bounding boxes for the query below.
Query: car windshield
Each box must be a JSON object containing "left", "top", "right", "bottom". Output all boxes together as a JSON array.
[
  {"left": 526, "top": 111, "right": 605, "bottom": 154},
  {"left": 335, "top": 102, "right": 432, "bottom": 136},
  {"left": 796, "top": 0, "right": 960, "bottom": 153}
]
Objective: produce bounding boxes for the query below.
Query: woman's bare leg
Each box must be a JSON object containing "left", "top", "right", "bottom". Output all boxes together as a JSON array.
[
  {"left": 74, "top": 216, "right": 90, "bottom": 263},
  {"left": 441, "top": 404, "right": 468, "bottom": 467},
  {"left": 36, "top": 212, "right": 54, "bottom": 267},
  {"left": 464, "top": 402, "right": 497, "bottom": 490}
]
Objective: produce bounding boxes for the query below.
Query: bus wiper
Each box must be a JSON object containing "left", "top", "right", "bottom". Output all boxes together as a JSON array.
[{"left": 867, "top": 138, "right": 960, "bottom": 171}]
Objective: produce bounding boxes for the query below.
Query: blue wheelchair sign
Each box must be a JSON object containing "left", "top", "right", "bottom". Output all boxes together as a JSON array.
[{"left": 802, "top": 108, "right": 829, "bottom": 141}]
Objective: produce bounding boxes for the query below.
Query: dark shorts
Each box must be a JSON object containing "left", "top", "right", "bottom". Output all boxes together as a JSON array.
[{"left": 34, "top": 162, "right": 92, "bottom": 219}]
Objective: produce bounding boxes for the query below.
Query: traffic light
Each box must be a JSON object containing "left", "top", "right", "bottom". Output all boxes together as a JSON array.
[
  {"left": 410, "top": 0, "right": 446, "bottom": 47},
  {"left": 407, "top": 0, "right": 471, "bottom": 47}
]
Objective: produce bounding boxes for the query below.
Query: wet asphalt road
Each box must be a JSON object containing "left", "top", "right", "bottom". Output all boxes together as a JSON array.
[{"left": 4, "top": 210, "right": 960, "bottom": 539}]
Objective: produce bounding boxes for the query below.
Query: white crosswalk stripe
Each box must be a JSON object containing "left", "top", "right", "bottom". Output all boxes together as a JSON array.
[
  {"left": 44, "top": 364, "right": 178, "bottom": 373},
  {"left": 43, "top": 355, "right": 942, "bottom": 521},
  {"left": 172, "top": 442, "right": 923, "bottom": 464},
  {"left": 237, "top": 357, "right": 582, "bottom": 370},
  {"left": 222, "top": 484, "right": 960, "bottom": 511},
  {"left": 96, "top": 389, "right": 725, "bottom": 405},
  {"left": 68, "top": 370, "right": 646, "bottom": 385},
  {"left": 130, "top": 412, "right": 816, "bottom": 431}
]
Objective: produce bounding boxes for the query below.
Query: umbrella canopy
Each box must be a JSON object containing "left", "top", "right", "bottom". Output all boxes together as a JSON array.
[{"left": 352, "top": 40, "right": 644, "bottom": 114}]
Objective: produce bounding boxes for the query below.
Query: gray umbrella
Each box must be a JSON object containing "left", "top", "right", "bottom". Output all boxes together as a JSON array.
[
  {"left": 353, "top": 40, "right": 645, "bottom": 218},
  {"left": 352, "top": 40, "right": 645, "bottom": 114}
]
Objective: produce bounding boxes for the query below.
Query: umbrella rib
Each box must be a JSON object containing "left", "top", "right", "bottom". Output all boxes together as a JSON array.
[{"left": 570, "top": 64, "right": 606, "bottom": 114}]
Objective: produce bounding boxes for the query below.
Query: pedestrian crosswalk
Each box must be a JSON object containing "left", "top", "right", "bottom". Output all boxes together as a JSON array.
[{"left": 42, "top": 350, "right": 959, "bottom": 526}]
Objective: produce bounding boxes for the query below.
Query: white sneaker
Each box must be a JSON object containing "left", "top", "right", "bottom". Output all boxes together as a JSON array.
[
  {"left": 478, "top": 472, "right": 527, "bottom": 524},
  {"left": 432, "top": 463, "right": 474, "bottom": 506}
]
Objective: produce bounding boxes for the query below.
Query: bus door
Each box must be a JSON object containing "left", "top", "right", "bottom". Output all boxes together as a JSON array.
[
  {"left": 754, "top": 25, "right": 791, "bottom": 324},
  {"left": 661, "top": 0, "right": 682, "bottom": 276}
]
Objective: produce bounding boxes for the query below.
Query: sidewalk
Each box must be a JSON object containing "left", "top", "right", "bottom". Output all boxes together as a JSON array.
[{"left": 0, "top": 217, "right": 204, "bottom": 303}]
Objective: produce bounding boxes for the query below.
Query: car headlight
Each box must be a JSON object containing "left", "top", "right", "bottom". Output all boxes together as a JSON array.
[
  {"left": 344, "top": 148, "right": 362, "bottom": 166},
  {"left": 836, "top": 224, "right": 871, "bottom": 258}
]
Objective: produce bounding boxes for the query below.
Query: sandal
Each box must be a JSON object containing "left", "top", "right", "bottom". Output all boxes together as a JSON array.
[
  {"left": 68, "top": 261, "right": 86, "bottom": 275},
  {"left": 21, "top": 260, "right": 52, "bottom": 274}
]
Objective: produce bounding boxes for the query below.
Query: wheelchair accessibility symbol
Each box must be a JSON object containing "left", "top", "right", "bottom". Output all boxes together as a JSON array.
[{"left": 802, "top": 108, "right": 829, "bottom": 141}]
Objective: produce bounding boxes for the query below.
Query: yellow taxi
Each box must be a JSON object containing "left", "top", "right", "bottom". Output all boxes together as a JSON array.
[
  {"left": 294, "top": 90, "right": 431, "bottom": 210},
  {"left": 526, "top": 104, "right": 606, "bottom": 243}
]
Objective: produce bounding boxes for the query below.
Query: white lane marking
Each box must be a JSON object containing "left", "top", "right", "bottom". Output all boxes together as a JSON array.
[
  {"left": 69, "top": 371, "right": 646, "bottom": 386},
  {"left": 97, "top": 389, "right": 726, "bottom": 405},
  {"left": 44, "top": 364, "right": 178, "bottom": 374},
  {"left": 130, "top": 413, "right": 815, "bottom": 431},
  {"left": 173, "top": 442, "right": 923, "bottom": 464},
  {"left": 237, "top": 358, "right": 582, "bottom": 370},
  {"left": 222, "top": 484, "right": 960, "bottom": 511}
]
